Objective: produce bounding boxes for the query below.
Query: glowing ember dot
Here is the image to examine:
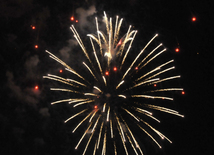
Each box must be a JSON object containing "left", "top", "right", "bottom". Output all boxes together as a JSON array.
[
  {"left": 75, "top": 20, "right": 78, "bottom": 23},
  {"left": 135, "top": 67, "right": 138, "bottom": 70},
  {"left": 71, "top": 16, "right": 74, "bottom": 21},
  {"left": 105, "top": 71, "right": 109, "bottom": 76},
  {"left": 35, "top": 45, "right": 38, "bottom": 49},
  {"left": 118, "top": 40, "right": 122, "bottom": 45},
  {"left": 154, "top": 84, "right": 157, "bottom": 87},
  {"left": 32, "top": 26, "right": 35, "bottom": 30},
  {"left": 192, "top": 17, "right": 196, "bottom": 21},
  {"left": 94, "top": 105, "right": 98, "bottom": 109},
  {"left": 175, "top": 48, "right": 179, "bottom": 52},
  {"left": 182, "top": 91, "right": 185, "bottom": 95},
  {"left": 35, "top": 86, "right": 39, "bottom": 90},
  {"left": 59, "top": 69, "right": 63, "bottom": 73},
  {"left": 113, "top": 67, "right": 117, "bottom": 71}
]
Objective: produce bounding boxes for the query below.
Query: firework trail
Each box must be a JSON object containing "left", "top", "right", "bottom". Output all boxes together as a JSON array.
[{"left": 44, "top": 12, "right": 184, "bottom": 155}]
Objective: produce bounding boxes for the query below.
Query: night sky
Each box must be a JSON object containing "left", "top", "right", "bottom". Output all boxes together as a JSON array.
[{"left": 1, "top": 0, "right": 213, "bottom": 155}]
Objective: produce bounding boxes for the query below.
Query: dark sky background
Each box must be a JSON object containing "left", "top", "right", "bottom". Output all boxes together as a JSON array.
[{"left": 0, "top": 0, "right": 213, "bottom": 155}]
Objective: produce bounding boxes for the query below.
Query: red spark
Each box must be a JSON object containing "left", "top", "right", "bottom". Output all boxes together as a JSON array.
[
  {"left": 71, "top": 16, "right": 74, "bottom": 21},
  {"left": 35, "top": 45, "right": 38, "bottom": 49},
  {"left": 35, "top": 85, "right": 39, "bottom": 90},
  {"left": 32, "top": 26, "right": 36, "bottom": 30},
  {"left": 105, "top": 71, "right": 109, "bottom": 76},
  {"left": 175, "top": 48, "right": 179, "bottom": 52},
  {"left": 113, "top": 67, "right": 117, "bottom": 71},
  {"left": 75, "top": 20, "right": 78, "bottom": 23},
  {"left": 182, "top": 91, "right": 185, "bottom": 95},
  {"left": 59, "top": 69, "right": 63, "bottom": 73},
  {"left": 135, "top": 67, "right": 138, "bottom": 70},
  {"left": 94, "top": 105, "right": 98, "bottom": 109},
  {"left": 118, "top": 40, "right": 122, "bottom": 45},
  {"left": 154, "top": 84, "right": 157, "bottom": 87},
  {"left": 192, "top": 17, "right": 196, "bottom": 22}
]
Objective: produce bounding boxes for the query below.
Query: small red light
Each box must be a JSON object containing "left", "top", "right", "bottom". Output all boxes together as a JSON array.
[
  {"left": 35, "top": 45, "right": 38, "bottom": 49},
  {"left": 135, "top": 67, "right": 138, "bottom": 70},
  {"left": 175, "top": 48, "right": 179, "bottom": 52},
  {"left": 75, "top": 20, "right": 78, "bottom": 23},
  {"left": 118, "top": 40, "right": 122, "bottom": 45},
  {"left": 59, "top": 69, "right": 63, "bottom": 73},
  {"left": 182, "top": 91, "right": 185, "bottom": 95},
  {"left": 94, "top": 105, "right": 98, "bottom": 109},
  {"left": 32, "top": 26, "right": 36, "bottom": 30},
  {"left": 113, "top": 67, "right": 117, "bottom": 71},
  {"left": 154, "top": 84, "right": 157, "bottom": 87},
  {"left": 71, "top": 16, "right": 74, "bottom": 21},
  {"left": 35, "top": 86, "right": 39, "bottom": 90},
  {"left": 192, "top": 17, "right": 196, "bottom": 21},
  {"left": 105, "top": 71, "right": 109, "bottom": 76}
]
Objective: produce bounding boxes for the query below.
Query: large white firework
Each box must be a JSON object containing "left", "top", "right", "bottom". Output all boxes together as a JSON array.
[{"left": 44, "top": 12, "right": 184, "bottom": 155}]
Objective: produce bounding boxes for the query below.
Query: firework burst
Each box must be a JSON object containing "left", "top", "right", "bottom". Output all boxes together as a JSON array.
[{"left": 44, "top": 12, "right": 184, "bottom": 155}]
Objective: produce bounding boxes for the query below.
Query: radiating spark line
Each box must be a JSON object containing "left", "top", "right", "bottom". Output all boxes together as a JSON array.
[
  {"left": 121, "top": 30, "right": 137, "bottom": 68},
  {"left": 125, "top": 132, "right": 139, "bottom": 155},
  {"left": 93, "top": 86, "right": 103, "bottom": 93},
  {"left": 113, "top": 16, "right": 119, "bottom": 47},
  {"left": 82, "top": 130, "right": 95, "bottom": 155},
  {"left": 102, "top": 76, "right": 107, "bottom": 86},
  {"left": 116, "top": 124, "right": 128, "bottom": 155},
  {"left": 66, "top": 79, "right": 87, "bottom": 87},
  {"left": 89, "top": 110, "right": 98, "bottom": 122},
  {"left": 141, "top": 120, "right": 172, "bottom": 143},
  {"left": 143, "top": 88, "right": 183, "bottom": 93},
  {"left": 137, "top": 43, "right": 163, "bottom": 68},
  {"left": 64, "top": 109, "right": 87, "bottom": 123},
  {"left": 149, "top": 75, "right": 181, "bottom": 86},
  {"left": 145, "top": 104, "right": 184, "bottom": 117},
  {"left": 114, "top": 140, "right": 117, "bottom": 155},
  {"left": 84, "top": 93, "right": 98, "bottom": 96},
  {"left": 107, "top": 106, "right": 110, "bottom": 122},
  {"left": 72, "top": 111, "right": 93, "bottom": 133},
  {"left": 122, "top": 34, "right": 158, "bottom": 80},
  {"left": 136, "top": 108, "right": 153, "bottom": 115},
  {"left": 83, "top": 62, "right": 98, "bottom": 81},
  {"left": 101, "top": 129, "right": 107, "bottom": 155},
  {"left": 75, "top": 122, "right": 93, "bottom": 150},
  {"left": 115, "top": 113, "right": 126, "bottom": 142},
  {"left": 138, "top": 124, "right": 162, "bottom": 148},
  {"left": 118, "top": 95, "right": 126, "bottom": 98},
  {"left": 122, "top": 108, "right": 140, "bottom": 122},
  {"left": 122, "top": 119, "right": 144, "bottom": 155},
  {"left": 136, "top": 59, "right": 174, "bottom": 81},
  {"left": 137, "top": 110, "right": 160, "bottom": 123},
  {"left": 129, "top": 78, "right": 159, "bottom": 90},
  {"left": 119, "top": 25, "right": 132, "bottom": 57},
  {"left": 102, "top": 103, "right": 106, "bottom": 112},
  {"left": 139, "top": 48, "right": 166, "bottom": 70},
  {"left": 143, "top": 66, "right": 175, "bottom": 82},
  {"left": 97, "top": 121, "right": 104, "bottom": 149},
  {"left": 93, "top": 141, "right": 97, "bottom": 155},
  {"left": 91, "top": 38, "right": 103, "bottom": 75},
  {"left": 50, "top": 88, "right": 81, "bottom": 94},
  {"left": 45, "top": 74, "right": 79, "bottom": 88},
  {"left": 110, "top": 119, "right": 113, "bottom": 138},
  {"left": 73, "top": 100, "right": 94, "bottom": 107},
  {"left": 95, "top": 17, "right": 102, "bottom": 55},
  {"left": 104, "top": 12, "right": 109, "bottom": 37},
  {"left": 69, "top": 99, "right": 88, "bottom": 104},
  {"left": 114, "top": 18, "right": 123, "bottom": 51},
  {"left": 65, "top": 68, "right": 87, "bottom": 83},
  {"left": 116, "top": 80, "right": 124, "bottom": 89},
  {"left": 92, "top": 115, "right": 101, "bottom": 132},
  {"left": 131, "top": 95, "right": 173, "bottom": 101}
]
